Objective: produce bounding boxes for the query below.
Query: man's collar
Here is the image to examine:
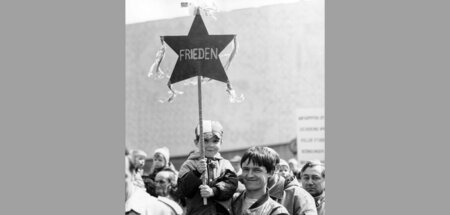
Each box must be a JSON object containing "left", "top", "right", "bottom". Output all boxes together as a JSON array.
[
  {"left": 314, "top": 191, "right": 325, "bottom": 206},
  {"left": 246, "top": 189, "right": 271, "bottom": 210}
]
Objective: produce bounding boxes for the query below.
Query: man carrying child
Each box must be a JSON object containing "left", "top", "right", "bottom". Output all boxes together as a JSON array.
[{"left": 231, "top": 146, "right": 289, "bottom": 215}]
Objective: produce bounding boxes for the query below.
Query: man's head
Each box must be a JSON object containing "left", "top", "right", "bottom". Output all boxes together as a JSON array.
[
  {"left": 194, "top": 120, "right": 223, "bottom": 158},
  {"left": 154, "top": 169, "right": 177, "bottom": 197},
  {"left": 240, "top": 146, "right": 279, "bottom": 192},
  {"left": 300, "top": 160, "right": 325, "bottom": 197}
]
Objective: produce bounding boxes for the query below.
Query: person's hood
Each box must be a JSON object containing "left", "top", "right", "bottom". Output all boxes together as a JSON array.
[
  {"left": 269, "top": 175, "right": 302, "bottom": 199},
  {"left": 268, "top": 174, "right": 285, "bottom": 200},
  {"left": 284, "top": 175, "right": 301, "bottom": 189}
]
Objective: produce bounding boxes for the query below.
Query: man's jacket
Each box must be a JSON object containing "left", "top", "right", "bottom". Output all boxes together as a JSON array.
[{"left": 268, "top": 174, "right": 318, "bottom": 215}]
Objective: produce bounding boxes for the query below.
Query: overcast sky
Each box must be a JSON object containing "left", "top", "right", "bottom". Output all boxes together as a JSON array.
[{"left": 126, "top": 0, "right": 300, "bottom": 24}]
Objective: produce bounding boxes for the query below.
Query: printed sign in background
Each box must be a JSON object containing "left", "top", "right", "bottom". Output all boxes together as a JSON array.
[{"left": 297, "top": 108, "right": 325, "bottom": 165}]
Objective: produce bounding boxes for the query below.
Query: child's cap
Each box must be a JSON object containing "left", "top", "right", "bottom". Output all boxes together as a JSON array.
[
  {"left": 195, "top": 120, "right": 223, "bottom": 139},
  {"left": 154, "top": 147, "right": 170, "bottom": 163}
]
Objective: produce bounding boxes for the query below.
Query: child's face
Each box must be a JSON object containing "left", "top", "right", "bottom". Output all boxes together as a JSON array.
[
  {"left": 153, "top": 154, "right": 166, "bottom": 169},
  {"left": 241, "top": 160, "right": 272, "bottom": 192},
  {"left": 196, "top": 134, "right": 221, "bottom": 158},
  {"left": 278, "top": 165, "right": 291, "bottom": 178},
  {"left": 134, "top": 155, "right": 146, "bottom": 168}
]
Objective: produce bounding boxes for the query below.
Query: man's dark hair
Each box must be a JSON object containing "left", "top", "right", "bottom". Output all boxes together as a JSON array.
[
  {"left": 241, "top": 146, "right": 280, "bottom": 173},
  {"left": 299, "top": 160, "right": 325, "bottom": 178}
]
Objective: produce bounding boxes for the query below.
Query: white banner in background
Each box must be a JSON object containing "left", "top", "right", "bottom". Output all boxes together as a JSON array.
[{"left": 296, "top": 108, "right": 325, "bottom": 165}]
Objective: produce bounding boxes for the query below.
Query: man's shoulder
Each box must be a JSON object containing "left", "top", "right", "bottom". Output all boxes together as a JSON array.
[
  {"left": 284, "top": 179, "right": 312, "bottom": 196},
  {"left": 158, "top": 197, "right": 183, "bottom": 215},
  {"left": 290, "top": 185, "right": 315, "bottom": 200},
  {"left": 283, "top": 176, "right": 301, "bottom": 189},
  {"left": 126, "top": 189, "right": 175, "bottom": 215}
]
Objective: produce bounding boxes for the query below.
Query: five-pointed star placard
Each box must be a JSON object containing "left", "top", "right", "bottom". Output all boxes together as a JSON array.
[{"left": 163, "top": 13, "right": 235, "bottom": 84}]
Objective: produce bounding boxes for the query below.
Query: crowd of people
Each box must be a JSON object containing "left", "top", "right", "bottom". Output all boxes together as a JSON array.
[{"left": 125, "top": 120, "right": 325, "bottom": 215}]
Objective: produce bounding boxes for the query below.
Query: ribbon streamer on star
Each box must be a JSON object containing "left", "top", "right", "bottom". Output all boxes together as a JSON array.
[{"left": 148, "top": 9, "right": 244, "bottom": 103}]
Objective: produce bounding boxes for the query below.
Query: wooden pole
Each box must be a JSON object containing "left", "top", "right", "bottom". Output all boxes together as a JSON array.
[{"left": 197, "top": 75, "right": 208, "bottom": 205}]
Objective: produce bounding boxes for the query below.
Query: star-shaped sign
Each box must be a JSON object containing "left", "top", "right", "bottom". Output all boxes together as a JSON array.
[{"left": 163, "top": 13, "right": 235, "bottom": 84}]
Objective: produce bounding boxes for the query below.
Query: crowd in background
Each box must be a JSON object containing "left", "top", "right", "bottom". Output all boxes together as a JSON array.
[{"left": 125, "top": 120, "right": 325, "bottom": 215}]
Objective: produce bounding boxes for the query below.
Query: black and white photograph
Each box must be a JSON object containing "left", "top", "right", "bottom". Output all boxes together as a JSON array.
[
  {"left": 5, "top": 0, "right": 450, "bottom": 215},
  {"left": 125, "top": 0, "right": 324, "bottom": 214}
]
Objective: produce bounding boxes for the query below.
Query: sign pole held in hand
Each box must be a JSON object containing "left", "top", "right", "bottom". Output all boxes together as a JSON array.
[
  {"left": 197, "top": 74, "right": 208, "bottom": 205},
  {"left": 149, "top": 6, "right": 243, "bottom": 206}
]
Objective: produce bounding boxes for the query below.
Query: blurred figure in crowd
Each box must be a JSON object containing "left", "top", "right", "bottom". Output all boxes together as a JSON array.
[
  {"left": 125, "top": 152, "right": 175, "bottom": 215},
  {"left": 230, "top": 155, "right": 246, "bottom": 193},
  {"left": 125, "top": 154, "right": 133, "bottom": 201},
  {"left": 178, "top": 120, "right": 238, "bottom": 215},
  {"left": 300, "top": 161, "right": 325, "bottom": 215},
  {"left": 144, "top": 147, "right": 178, "bottom": 197},
  {"left": 288, "top": 158, "right": 300, "bottom": 177},
  {"left": 230, "top": 155, "right": 242, "bottom": 176},
  {"left": 277, "top": 159, "right": 293, "bottom": 179},
  {"left": 154, "top": 169, "right": 184, "bottom": 215},
  {"left": 267, "top": 148, "right": 317, "bottom": 215},
  {"left": 130, "top": 149, "right": 148, "bottom": 190},
  {"left": 231, "top": 146, "right": 289, "bottom": 215}
]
